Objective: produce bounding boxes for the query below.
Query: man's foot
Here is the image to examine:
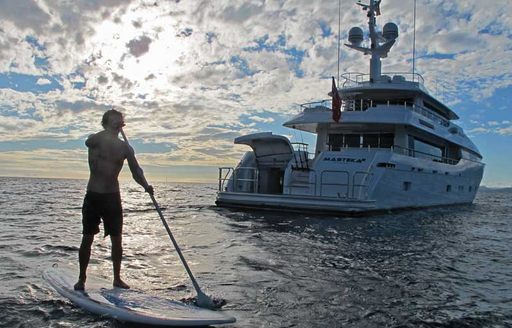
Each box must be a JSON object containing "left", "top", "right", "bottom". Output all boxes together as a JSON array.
[
  {"left": 113, "top": 279, "right": 130, "bottom": 289},
  {"left": 74, "top": 280, "right": 85, "bottom": 291}
]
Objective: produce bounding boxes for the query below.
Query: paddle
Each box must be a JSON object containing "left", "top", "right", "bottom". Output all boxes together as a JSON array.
[{"left": 119, "top": 129, "right": 220, "bottom": 309}]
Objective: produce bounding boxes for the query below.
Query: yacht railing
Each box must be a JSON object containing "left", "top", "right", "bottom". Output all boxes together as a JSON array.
[
  {"left": 411, "top": 104, "right": 450, "bottom": 127},
  {"left": 291, "top": 142, "right": 313, "bottom": 169},
  {"left": 320, "top": 170, "right": 349, "bottom": 197},
  {"left": 342, "top": 99, "right": 450, "bottom": 127},
  {"left": 391, "top": 145, "right": 459, "bottom": 165},
  {"left": 324, "top": 144, "right": 462, "bottom": 165},
  {"left": 299, "top": 100, "right": 331, "bottom": 111},
  {"left": 340, "top": 72, "right": 425, "bottom": 88},
  {"left": 298, "top": 98, "right": 449, "bottom": 127},
  {"left": 219, "top": 165, "right": 371, "bottom": 199},
  {"left": 218, "top": 167, "right": 258, "bottom": 192},
  {"left": 218, "top": 167, "right": 234, "bottom": 191}
]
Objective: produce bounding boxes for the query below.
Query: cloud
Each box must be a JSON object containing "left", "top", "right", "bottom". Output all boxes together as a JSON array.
[
  {"left": 126, "top": 35, "right": 152, "bottom": 57},
  {"left": 497, "top": 126, "right": 512, "bottom": 136},
  {"left": 249, "top": 115, "right": 275, "bottom": 123},
  {"left": 36, "top": 78, "right": 52, "bottom": 85},
  {"left": 466, "top": 119, "right": 512, "bottom": 137},
  {"left": 0, "top": 0, "right": 51, "bottom": 32},
  {"left": 467, "top": 127, "right": 490, "bottom": 135}
]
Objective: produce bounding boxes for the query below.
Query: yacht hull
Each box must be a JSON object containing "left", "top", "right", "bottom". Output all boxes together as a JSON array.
[
  {"left": 216, "top": 192, "right": 376, "bottom": 214},
  {"left": 216, "top": 153, "right": 484, "bottom": 214}
]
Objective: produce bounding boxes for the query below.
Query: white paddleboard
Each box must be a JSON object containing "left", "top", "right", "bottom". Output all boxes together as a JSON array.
[{"left": 43, "top": 265, "right": 236, "bottom": 326}]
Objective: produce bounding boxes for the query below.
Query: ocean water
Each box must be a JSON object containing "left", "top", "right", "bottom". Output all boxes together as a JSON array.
[{"left": 0, "top": 176, "right": 511, "bottom": 328}]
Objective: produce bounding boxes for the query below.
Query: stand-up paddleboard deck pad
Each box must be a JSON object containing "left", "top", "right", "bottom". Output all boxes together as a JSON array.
[{"left": 43, "top": 265, "right": 236, "bottom": 326}]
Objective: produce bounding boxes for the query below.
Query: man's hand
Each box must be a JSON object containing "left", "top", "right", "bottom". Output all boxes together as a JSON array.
[{"left": 145, "top": 185, "right": 154, "bottom": 195}]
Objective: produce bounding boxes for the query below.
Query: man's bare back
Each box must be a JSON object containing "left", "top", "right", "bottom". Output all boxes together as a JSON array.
[{"left": 86, "top": 130, "right": 129, "bottom": 194}]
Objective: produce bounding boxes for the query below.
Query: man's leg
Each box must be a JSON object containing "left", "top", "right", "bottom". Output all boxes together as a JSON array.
[
  {"left": 74, "top": 234, "right": 94, "bottom": 290},
  {"left": 111, "top": 235, "right": 130, "bottom": 289}
]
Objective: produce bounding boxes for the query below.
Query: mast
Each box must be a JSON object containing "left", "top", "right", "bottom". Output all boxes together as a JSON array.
[
  {"left": 368, "top": 0, "right": 380, "bottom": 80},
  {"left": 345, "top": 0, "right": 398, "bottom": 82},
  {"left": 412, "top": 0, "right": 417, "bottom": 81},
  {"left": 337, "top": 0, "right": 342, "bottom": 85}
]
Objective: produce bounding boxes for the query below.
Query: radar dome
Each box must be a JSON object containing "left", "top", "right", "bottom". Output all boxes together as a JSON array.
[
  {"left": 383, "top": 22, "right": 398, "bottom": 40},
  {"left": 348, "top": 27, "right": 364, "bottom": 46}
]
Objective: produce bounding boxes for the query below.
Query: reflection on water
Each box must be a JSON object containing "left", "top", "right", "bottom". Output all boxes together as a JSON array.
[{"left": 0, "top": 177, "right": 511, "bottom": 327}]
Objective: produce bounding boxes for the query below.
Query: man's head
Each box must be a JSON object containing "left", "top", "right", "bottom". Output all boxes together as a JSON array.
[{"left": 102, "top": 109, "right": 125, "bottom": 131}]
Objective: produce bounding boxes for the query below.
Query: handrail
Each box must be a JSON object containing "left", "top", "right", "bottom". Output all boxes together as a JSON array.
[
  {"left": 411, "top": 104, "right": 449, "bottom": 127},
  {"left": 392, "top": 145, "right": 459, "bottom": 165},
  {"left": 297, "top": 97, "right": 450, "bottom": 127},
  {"left": 299, "top": 100, "right": 330, "bottom": 111},
  {"left": 319, "top": 170, "right": 349, "bottom": 198},
  {"left": 218, "top": 167, "right": 234, "bottom": 191},
  {"left": 218, "top": 167, "right": 259, "bottom": 193},
  {"left": 352, "top": 171, "right": 371, "bottom": 200},
  {"left": 286, "top": 168, "right": 317, "bottom": 195},
  {"left": 341, "top": 98, "right": 450, "bottom": 127},
  {"left": 291, "top": 143, "right": 310, "bottom": 170},
  {"left": 340, "top": 71, "right": 425, "bottom": 87}
]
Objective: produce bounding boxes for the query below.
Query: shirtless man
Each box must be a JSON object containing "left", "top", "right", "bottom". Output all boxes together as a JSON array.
[{"left": 74, "top": 109, "right": 153, "bottom": 291}]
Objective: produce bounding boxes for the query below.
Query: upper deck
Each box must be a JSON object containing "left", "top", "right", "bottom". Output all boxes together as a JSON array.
[
  {"left": 340, "top": 72, "right": 425, "bottom": 89},
  {"left": 336, "top": 71, "right": 459, "bottom": 121}
]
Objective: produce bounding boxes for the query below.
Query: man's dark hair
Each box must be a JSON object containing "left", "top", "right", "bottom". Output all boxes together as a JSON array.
[{"left": 101, "top": 109, "right": 123, "bottom": 129}]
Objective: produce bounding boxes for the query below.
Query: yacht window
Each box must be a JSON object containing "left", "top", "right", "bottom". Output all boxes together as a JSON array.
[
  {"left": 380, "top": 134, "right": 394, "bottom": 148},
  {"left": 345, "top": 134, "right": 361, "bottom": 147},
  {"left": 328, "top": 134, "right": 344, "bottom": 151},
  {"left": 388, "top": 98, "right": 414, "bottom": 107},
  {"left": 363, "top": 134, "right": 379, "bottom": 148},
  {"left": 328, "top": 133, "right": 394, "bottom": 149},
  {"left": 373, "top": 100, "right": 390, "bottom": 107},
  {"left": 424, "top": 101, "right": 449, "bottom": 120},
  {"left": 413, "top": 138, "right": 444, "bottom": 161},
  {"left": 403, "top": 181, "right": 411, "bottom": 191},
  {"left": 446, "top": 185, "right": 452, "bottom": 192},
  {"left": 377, "top": 162, "right": 396, "bottom": 168},
  {"left": 352, "top": 98, "right": 376, "bottom": 111}
]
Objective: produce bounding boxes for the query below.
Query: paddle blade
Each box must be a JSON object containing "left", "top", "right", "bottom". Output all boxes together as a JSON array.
[{"left": 182, "top": 291, "right": 226, "bottom": 309}]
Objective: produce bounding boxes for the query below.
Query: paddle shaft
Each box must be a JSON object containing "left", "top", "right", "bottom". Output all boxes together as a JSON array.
[{"left": 119, "top": 129, "right": 205, "bottom": 296}]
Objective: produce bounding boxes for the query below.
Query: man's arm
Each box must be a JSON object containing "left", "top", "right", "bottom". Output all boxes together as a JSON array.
[{"left": 126, "top": 144, "right": 153, "bottom": 194}]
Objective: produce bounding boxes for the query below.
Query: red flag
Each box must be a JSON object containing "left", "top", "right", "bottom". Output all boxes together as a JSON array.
[{"left": 331, "top": 77, "right": 341, "bottom": 123}]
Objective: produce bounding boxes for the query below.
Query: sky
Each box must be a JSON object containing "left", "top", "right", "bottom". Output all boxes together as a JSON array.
[{"left": 0, "top": 0, "right": 511, "bottom": 186}]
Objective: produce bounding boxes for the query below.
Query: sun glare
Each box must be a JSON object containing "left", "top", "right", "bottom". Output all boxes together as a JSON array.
[{"left": 86, "top": 4, "right": 190, "bottom": 99}]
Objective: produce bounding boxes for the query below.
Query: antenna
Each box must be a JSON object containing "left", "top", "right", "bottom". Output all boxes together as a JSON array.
[
  {"left": 412, "top": 0, "right": 417, "bottom": 81},
  {"left": 345, "top": 0, "right": 398, "bottom": 82},
  {"left": 337, "top": 0, "right": 342, "bottom": 85}
]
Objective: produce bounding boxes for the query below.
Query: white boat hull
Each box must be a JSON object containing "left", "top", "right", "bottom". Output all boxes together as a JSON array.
[
  {"left": 217, "top": 149, "right": 484, "bottom": 214},
  {"left": 216, "top": 191, "right": 376, "bottom": 213}
]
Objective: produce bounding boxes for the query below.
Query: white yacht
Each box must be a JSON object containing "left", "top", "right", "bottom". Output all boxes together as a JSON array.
[{"left": 216, "top": 0, "right": 484, "bottom": 214}]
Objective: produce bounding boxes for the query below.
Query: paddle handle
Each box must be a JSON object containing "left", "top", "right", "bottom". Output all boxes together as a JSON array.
[
  {"left": 119, "top": 129, "right": 204, "bottom": 295},
  {"left": 148, "top": 193, "right": 204, "bottom": 293}
]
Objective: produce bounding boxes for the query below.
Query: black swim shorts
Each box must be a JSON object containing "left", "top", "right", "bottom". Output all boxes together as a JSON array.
[{"left": 82, "top": 191, "right": 123, "bottom": 237}]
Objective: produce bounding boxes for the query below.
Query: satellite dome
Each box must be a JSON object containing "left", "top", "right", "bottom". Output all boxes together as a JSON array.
[
  {"left": 383, "top": 22, "right": 398, "bottom": 40},
  {"left": 348, "top": 27, "right": 364, "bottom": 46}
]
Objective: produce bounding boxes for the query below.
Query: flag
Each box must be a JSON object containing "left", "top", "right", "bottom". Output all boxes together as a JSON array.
[{"left": 331, "top": 77, "right": 341, "bottom": 123}]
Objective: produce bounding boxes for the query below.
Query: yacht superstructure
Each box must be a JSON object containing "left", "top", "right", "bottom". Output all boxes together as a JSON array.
[{"left": 216, "top": 0, "right": 484, "bottom": 214}]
